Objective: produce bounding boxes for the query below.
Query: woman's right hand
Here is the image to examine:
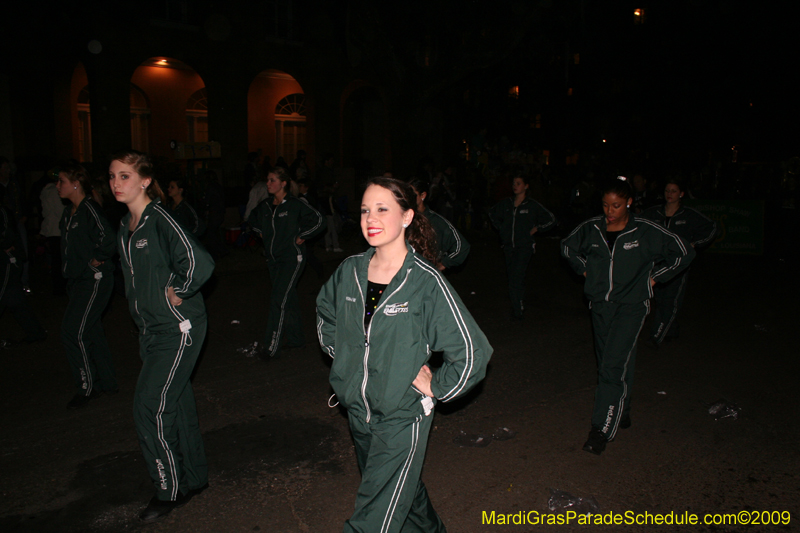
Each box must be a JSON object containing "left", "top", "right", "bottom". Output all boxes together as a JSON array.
[{"left": 412, "top": 365, "right": 434, "bottom": 397}]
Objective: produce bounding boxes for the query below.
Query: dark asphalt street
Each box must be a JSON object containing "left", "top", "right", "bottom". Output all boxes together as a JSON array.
[{"left": 1, "top": 229, "right": 797, "bottom": 532}]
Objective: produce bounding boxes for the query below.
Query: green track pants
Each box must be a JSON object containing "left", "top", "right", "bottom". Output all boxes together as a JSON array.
[
  {"left": 134, "top": 320, "right": 208, "bottom": 501},
  {"left": 345, "top": 413, "right": 446, "bottom": 533},
  {"left": 503, "top": 245, "right": 533, "bottom": 318},
  {"left": 650, "top": 270, "right": 689, "bottom": 343},
  {"left": 62, "top": 275, "right": 116, "bottom": 395},
  {"left": 265, "top": 254, "right": 306, "bottom": 356},
  {"left": 590, "top": 300, "right": 650, "bottom": 441}
]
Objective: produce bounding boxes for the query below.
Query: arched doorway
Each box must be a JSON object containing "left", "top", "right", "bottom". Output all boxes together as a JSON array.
[
  {"left": 130, "top": 57, "right": 205, "bottom": 160},
  {"left": 186, "top": 88, "right": 208, "bottom": 143},
  {"left": 130, "top": 84, "right": 150, "bottom": 153},
  {"left": 247, "top": 69, "right": 305, "bottom": 166}
]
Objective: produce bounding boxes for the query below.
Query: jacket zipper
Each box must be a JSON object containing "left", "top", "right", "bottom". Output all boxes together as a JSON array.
[
  {"left": 599, "top": 225, "right": 637, "bottom": 301},
  {"left": 63, "top": 211, "right": 74, "bottom": 275},
  {"left": 269, "top": 199, "right": 285, "bottom": 260},
  {"left": 356, "top": 266, "right": 412, "bottom": 424},
  {"left": 125, "top": 218, "right": 148, "bottom": 334},
  {"left": 511, "top": 201, "right": 518, "bottom": 247}
]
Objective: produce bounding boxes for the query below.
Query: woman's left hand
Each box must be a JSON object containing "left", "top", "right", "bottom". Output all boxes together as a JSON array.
[
  {"left": 295, "top": 237, "right": 305, "bottom": 245},
  {"left": 90, "top": 258, "right": 103, "bottom": 267},
  {"left": 530, "top": 226, "right": 538, "bottom": 236},
  {"left": 167, "top": 286, "right": 183, "bottom": 306},
  {"left": 650, "top": 278, "right": 656, "bottom": 287},
  {"left": 412, "top": 365, "right": 434, "bottom": 397}
]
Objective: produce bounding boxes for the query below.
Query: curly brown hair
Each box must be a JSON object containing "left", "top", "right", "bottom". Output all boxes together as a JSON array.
[{"left": 364, "top": 176, "right": 440, "bottom": 267}]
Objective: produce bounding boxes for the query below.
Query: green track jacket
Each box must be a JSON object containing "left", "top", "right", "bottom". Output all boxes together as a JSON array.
[
  {"left": 561, "top": 215, "right": 696, "bottom": 304},
  {"left": 60, "top": 197, "right": 116, "bottom": 280},
  {"left": 316, "top": 244, "right": 493, "bottom": 422},
  {"left": 1, "top": 206, "right": 23, "bottom": 284},
  {"left": 489, "top": 196, "right": 556, "bottom": 248},
  {"left": 640, "top": 205, "right": 717, "bottom": 248},
  {"left": 117, "top": 200, "right": 214, "bottom": 335},
  {"left": 248, "top": 195, "right": 325, "bottom": 261},
  {"left": 419, "top": 208, "right": 470, "bottom": 268},
  {"left": 170, "top": 200, "right": 206, "bottom": 237}
]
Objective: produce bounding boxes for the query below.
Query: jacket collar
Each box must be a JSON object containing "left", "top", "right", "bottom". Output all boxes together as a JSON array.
[
  {"left": 656, "top": 203, "right": 685, "bottom": 217},
  {"left": 122, "top": 198, "right": 161, "bottom": 232},
  {"left": 597, "top": 212, "right": 638, "bottom": 234},
  {"left": 358, "top": 242, "right": 418, "bottom": 288}
]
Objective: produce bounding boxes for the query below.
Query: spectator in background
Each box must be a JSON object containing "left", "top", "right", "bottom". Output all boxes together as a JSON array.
[
  {"left": 243, "top": 152, "right": 262, "bottom": 187},
  {"left": 630, "top": 172, "right": 657, "bottom": 214},
  {"left": 40, "top": 167, "right": 67, "bottom": 295},
  {"left": 244, "top": 172, "right": 270, "bottom": 222},
  {"left": 0, "top": 156, "right": 30, "bottom": 291},
  {"left": 289, "top": 150, "right": 308, "bottom": 180}
]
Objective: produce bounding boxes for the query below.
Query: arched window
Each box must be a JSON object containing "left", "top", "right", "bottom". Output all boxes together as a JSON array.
[
  {"left": 130, "top": 84, "right": 151, "bottom": 153},
  {"left": 275, "top": 93, "right": 306, "bottom": 159},
  {"left": 186, "top": 88, "right": 208, "bottom": 142},
  {"left": 77, "top": 87, "right": 92, "bottom": 162}
]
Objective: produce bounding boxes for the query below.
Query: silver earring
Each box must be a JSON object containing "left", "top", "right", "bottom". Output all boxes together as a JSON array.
[
  {"left": 403, "top": 223, "right": 409, "bottom": 228},
  {"left": 142, "top": 184, "right": 146, "bottom": 189},
  {"left": 73, "top": 186, "right": 77, "bottom": 190}
]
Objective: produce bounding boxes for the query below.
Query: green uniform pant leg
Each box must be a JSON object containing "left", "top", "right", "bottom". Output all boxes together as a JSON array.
[
  {"left": 0, "top": 263, "right": 46, "bottom": 340},
  {"left": 265, "top": 255, "right": 306, "bottom": 356},
  {"left": 345, "top": 414, "right": 446, "bottom": 533},
  {"left": 504, "top": 246, "right": 533, "bottom": 318},
  {"left": 590, "top": 301, "right": 649, "bottom": 441},
  {"left": 61, "top": 276, "right": 117, "bottom": 395},
  {"left": 651, "top": 271, "right": 689, "bottom": 343},
  {"left": 133, "top": 321, "right": 208, "bottom": 501}
]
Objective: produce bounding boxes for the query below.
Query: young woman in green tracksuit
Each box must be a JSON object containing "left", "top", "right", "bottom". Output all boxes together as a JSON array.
[
  {"left": 167, "top": 178, "right": 206, "bottom": 237},
  {"left": 248, "top": 167, "right": 325, "bottom": 359},
  {"left": 57, "top": 163, "right": 117, "bottom": 410},
  {"left": 409, "top": 178, "right": 470, "bottom": 271},
  {"left": 0, "top": 205, "right": 47, "bottom": 343},
  {"left": 488, "top": 174, "right": 556, "bottom": 320},
  {"left": 317, "top": 177, "right": 492, "bottom": 533},
  {"left": 561, "top": 178, "right": 695, "bottom": 455},
  {"left": 640, "top": 178, "right": 717, "bottom": 348},
  {"left": 110, "top": 150, "right": 215, "bottom": 523}
]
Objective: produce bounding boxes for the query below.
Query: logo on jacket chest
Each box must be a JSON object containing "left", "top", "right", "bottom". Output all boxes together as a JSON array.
[
  {"left": 383, "top": 302, "right": 409, "bottom": 316},
  {"left": 136, "top": 238, "right": 148, "bottom": 249},
  {"left": 346, "top": 296, "right": 357, "bottom": 303},
  {"left": 278, "top": 211, "right": 289, "bottom": 217},
  {"left": 70, "top": 221, "right": 79, "bottom": 229},
  {"left": 519, "top": 209, "right": 529, "bottom": 214},
  {"left": 623, "top": 240, "right": 639, "bottom": 250},
  {"left": 674, "top": 220, "right": 687, "bottom": 225}
]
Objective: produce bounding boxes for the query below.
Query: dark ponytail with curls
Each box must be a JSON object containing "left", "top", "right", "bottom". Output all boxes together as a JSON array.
[{"left": 364, "top": 177, "right": 441, "bottom": 268}]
